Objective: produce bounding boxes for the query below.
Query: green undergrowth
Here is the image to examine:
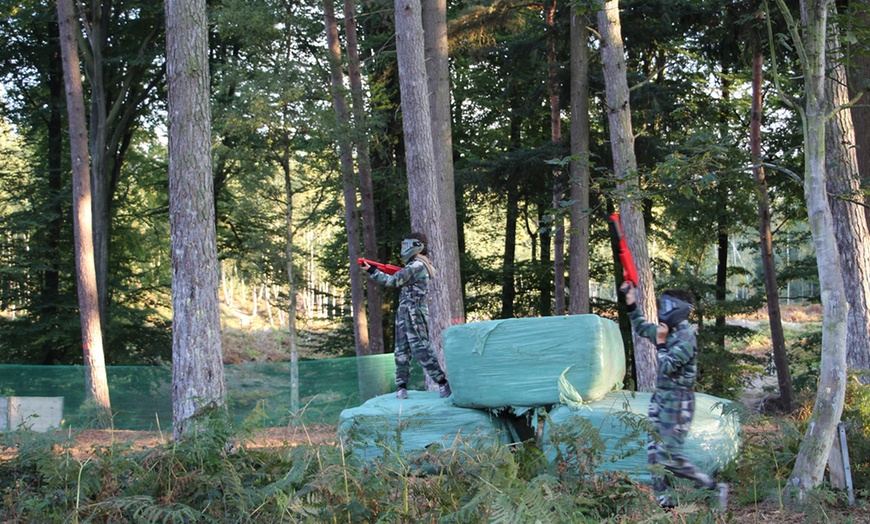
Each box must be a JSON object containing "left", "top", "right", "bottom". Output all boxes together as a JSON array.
[{"left": 0, "top": 406, "right": 867, "bottom": 524}]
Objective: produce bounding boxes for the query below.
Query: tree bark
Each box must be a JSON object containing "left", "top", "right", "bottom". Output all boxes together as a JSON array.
[
  {"left": 568, "top": 9, "right": 591, "bottom": 315},
  {"left": 824, "top": 7, "right": 870, "bottom": 373},
  {"left": 597, "top": 0, "right": 657, "bottom": 390},
  {"left": 323, "top": 0, "right": 370, "bottom": 356},
  {"left": 780, "top": 0, "right": 848, "bottom": 496},
  {"left": 750, "top": 47, "right": 794, "bottom": 412},
  {"left": 41, "top": 15, "right": 65, "bottom": 363},
  {"left": 57, "top": 0, "right": 112, "bottom": 426},
  {"left": 166, "top": 0, "right": 226, "bottom": 439},
  {"left": 545, "top": 0, "right": 565, "bottom": 316},
  {"left": 279, "top": 152, "right": 300, "bottom": 416},
  {"left": 422, "top": 0, "right": 465, "bottom": 372},
  {"left": 79, "top": 1, "right": 162, "bottom": 338},
  {"left": 344, "top": 0, "right": 385, "bottom": 355},
  {"left": 395, "top": 0, "right": 445, "bottom": 378},
  {"left": 845, "top": 4, "right": 870, "bottom": 229}
]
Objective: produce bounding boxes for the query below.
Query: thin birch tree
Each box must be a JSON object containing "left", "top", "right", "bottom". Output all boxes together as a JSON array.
[{"left": 769, "top": 0, "right": 848, "bottom": 495}]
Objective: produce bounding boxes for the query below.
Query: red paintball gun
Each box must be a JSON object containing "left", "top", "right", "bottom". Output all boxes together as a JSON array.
[
  {"left": 358, "top": 258, "right": 402, "bottom": 275},
  {"left": 608, "top": 213, "right": 639, "bottom": 286}
]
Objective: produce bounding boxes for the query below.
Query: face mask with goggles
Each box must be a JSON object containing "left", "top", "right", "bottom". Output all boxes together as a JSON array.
[
  {"left": 400, "top": 238, "right": 424, "bottom": 262},
  {"left": 658, "top": 294, "right": 693, "bottom": 328}
]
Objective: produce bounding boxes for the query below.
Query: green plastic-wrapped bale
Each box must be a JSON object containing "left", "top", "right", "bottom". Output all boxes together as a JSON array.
[
  {"left": 541, "top": 391, "right": 742, "bottom": 483},
  {"left": 443, "top": 315, "right": 625, "bottom": 409},
  {"left": 338, "top": 391, "right": 509, "bottom": 461}
]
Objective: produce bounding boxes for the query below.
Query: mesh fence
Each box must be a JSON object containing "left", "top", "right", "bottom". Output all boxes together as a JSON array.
[{"left": 0, "top": 354, "right": 425, "bottom": 430}]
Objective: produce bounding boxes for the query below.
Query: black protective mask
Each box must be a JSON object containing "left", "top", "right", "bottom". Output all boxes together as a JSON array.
[{"left": 658, "top": 294, "right": 693, "bottom": 328}]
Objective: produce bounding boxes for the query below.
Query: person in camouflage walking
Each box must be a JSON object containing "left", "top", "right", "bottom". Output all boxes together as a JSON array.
[
  {"left": 620, "top": 282, "right": 728, "bottom": 512},
  {"left": 361, "top": 233, "right": 451, "bottom": 399}
]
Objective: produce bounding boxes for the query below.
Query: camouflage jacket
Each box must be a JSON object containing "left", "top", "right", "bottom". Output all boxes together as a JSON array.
[
  {"left": 369, "top": 258, "right": 431, "bottom": 313},
  {"left": 628, "top": 306, "right": 697, "bottom": 391}
]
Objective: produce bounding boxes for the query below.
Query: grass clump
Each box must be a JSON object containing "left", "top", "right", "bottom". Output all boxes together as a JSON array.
[{"left": 1, "top": 403, "right": 868, "bottom": 523}]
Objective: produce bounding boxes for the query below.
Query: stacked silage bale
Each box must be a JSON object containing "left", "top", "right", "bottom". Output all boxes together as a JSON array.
[{"left": 338, "top": 314, "right": 741, "bottom": 481}]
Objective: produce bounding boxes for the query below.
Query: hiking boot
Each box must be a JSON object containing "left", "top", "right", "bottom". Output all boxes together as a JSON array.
[
  {"left": 396, "top": 387, "right": 408, "bottom": 399},
  {"left": 439, "top": 382, "right": 452, "bottom": 398},
  {"left": 715, "top": 483, "right": 729, "bottom": 512}
]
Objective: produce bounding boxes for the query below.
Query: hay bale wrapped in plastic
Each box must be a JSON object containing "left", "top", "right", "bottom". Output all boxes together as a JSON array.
[
  {"left": 541, "top": 391, "right": 742, "bottom": 483},
  {"left": 338, "top": 391, "right": 509, "bottom": 461},
  {"left": 443, "top": 315, "right": 625, "bottom": 409}
]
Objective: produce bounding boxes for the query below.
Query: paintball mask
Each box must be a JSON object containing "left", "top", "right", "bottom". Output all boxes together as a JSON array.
[
  {"left": 658, "top": 294, "right": 693, "bottom": 328},
  {"left": 400, "top": 238, "right": 424, "bottom": 263}
]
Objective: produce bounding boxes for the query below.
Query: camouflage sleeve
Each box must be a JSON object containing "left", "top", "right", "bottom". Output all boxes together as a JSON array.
[
  {"left": 657, "top": 329, "right": 695, "bottom": 375},
  {"left": 627, "top": 306, "right": 659, "bottom": 344},
  {"left": 369, "top": 260, "right": 420, "bottom": 288}
]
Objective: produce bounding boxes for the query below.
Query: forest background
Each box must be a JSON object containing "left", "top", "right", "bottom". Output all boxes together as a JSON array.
[
  {"left": 3, "top": 0, "right": 863, "bottom": 374},
  {"left": 1, "top": 0, "right": 870, "bottom": 518}
]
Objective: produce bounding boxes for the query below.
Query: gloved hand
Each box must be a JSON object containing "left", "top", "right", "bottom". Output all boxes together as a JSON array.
[
  {"left": 619, "top": 281, "right": 636, "bottom": 309},
  {"left": 656, "top": 323, "right": 669, "bottom": 345}
]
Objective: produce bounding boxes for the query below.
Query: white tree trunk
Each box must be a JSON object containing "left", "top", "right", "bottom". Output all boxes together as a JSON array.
[{"left": 782, "top": 0, "right": 848, "bottom": 495}]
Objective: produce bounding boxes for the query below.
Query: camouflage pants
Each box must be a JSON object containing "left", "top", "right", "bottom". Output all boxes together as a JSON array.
[
  {"left": 394, "top": 305, "right": 446, "bottom": 387},
  {"left": 647, "top": 388, "right": 715, "bottom": 497}
]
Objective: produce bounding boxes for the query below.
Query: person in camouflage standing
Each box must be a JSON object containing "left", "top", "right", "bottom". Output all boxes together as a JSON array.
[
  {"left": 361, "top": 233, "right": 451, "bottom": 399},
  {"left": 620, "top": 282, "right": 728, "bottom": 512}
]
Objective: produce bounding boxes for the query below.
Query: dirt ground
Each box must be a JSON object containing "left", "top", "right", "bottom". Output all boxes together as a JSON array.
[{"left": 0, "top": 424, "right": 338, "bottom": 462}]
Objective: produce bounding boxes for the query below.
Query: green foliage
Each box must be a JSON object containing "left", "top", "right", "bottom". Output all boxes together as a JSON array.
[
  {"left": 842, "top": 376, "right": 870, "bottom": 493},
  {"left": 0, "top": 412, "right": 738, "bottom": 523},
  {"left": 786, "top": 327, "right": 823, "bottom": 392}
]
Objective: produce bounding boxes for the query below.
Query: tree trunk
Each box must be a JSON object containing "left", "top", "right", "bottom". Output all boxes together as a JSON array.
[
  {"left": 422, "top": 0, "right": 465, "bottom": 375},
  {"left": 41, "top": 15, "right": 65, "bottom": 363},
  {"left": 166, "top": 0, "right": 226, "bottom": 439},
  {"left": 85, "top": 0, "right": 111, "bottom": 336},
  {"left": 597, "top": 0, "right": 657, "bottom": 390},
  {"left": 782, "top": 0, "right": 848, "bottom": 496},
  {"left": 78, "top": 1, "right": 162, "bottom": 340},
  {"left": 750, "top": 47, "right": 794, "bottom": 412},
  {"left": 57, "top": 0, "right": 112, "bottom": 427},
  {"left": 568, "top": 10, "right": 591, "bottom": 315},
  {"left": 824, "top": 8, "right": 870, "bottom": 374},
  {"left": 845, "top": 4, "right": 870, "bottom": 229},
  {"left": 501, "top": 184, "right": 519, "bottom": 319},
  {"left": 538, "top": 204, "right": 552, "bottom": 316},
  {"left": 323, "top": 0, "right": 370, "bottom": 356},
  {"left": 282, "top": 159, "right": 300, "bottom": 417},
  {"left": 344, "top": 0, "right": 385, "bottom": 355},
  {"left": 546, "top": 0, "right": 566, "bottom": 316},
  {"left": 395, "top": 0, "right": 444, "bottom": 376}
]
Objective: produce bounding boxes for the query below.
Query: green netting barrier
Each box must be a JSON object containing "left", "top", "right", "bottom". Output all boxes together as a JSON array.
[{"left": 0, "top": 354, "right": 425, "bottom": 431}]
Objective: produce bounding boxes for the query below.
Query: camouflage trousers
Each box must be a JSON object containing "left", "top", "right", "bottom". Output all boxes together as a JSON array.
[
  {"left": 394, "top": 305, "right": 446, "bottom": 387},
  {"left": 647, "top": 388, "right": 715, "bottom": 497}
]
